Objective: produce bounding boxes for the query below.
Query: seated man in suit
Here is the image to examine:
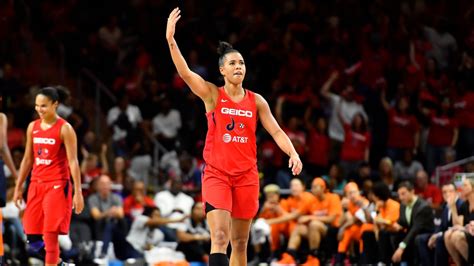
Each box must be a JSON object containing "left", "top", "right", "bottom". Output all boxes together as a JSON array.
[
  {"left": 391, "top": 181, "right": 434, "bottom": 265},
  {"left": 416, "top": 182, "right": 463, "bottom": 266}
]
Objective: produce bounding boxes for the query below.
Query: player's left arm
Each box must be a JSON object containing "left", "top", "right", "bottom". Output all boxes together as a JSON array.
[
  {"left": 0, "top": 113, "right": 17, "bottom": 179},
  {"left": 256, "top": 93, "right": 302, "bottom": 175},
  {"left": 62, "top": 123, "right": 84, "bottom": 214}
]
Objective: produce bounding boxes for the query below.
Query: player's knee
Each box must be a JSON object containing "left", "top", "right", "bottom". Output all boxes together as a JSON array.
[
  {"left": 309, "top": 220, "right": 323, "bottom": 230},
  {"left": 452, "top": 231, "right": 465, "bottom": 243},
  {"left": 294, "top": 224, "right": 306, "bottom": 235},
  {"left": 444, "top": 230, "right": 453, "bottom": 246},
  {"left": 231, "top": 236, "right": 248, "bottom": 253},
  {"left": 212, "top": 229, "right": 229, "bottom": 247}
]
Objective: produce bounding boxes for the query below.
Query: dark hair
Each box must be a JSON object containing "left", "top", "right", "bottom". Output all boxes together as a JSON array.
[
  {"left": 351, "top": 113, "right": 368, "bottom": 133},
  {"left": 143, "top": 206, "right": 159, "bottom": 217},
  {"left": 442, "top": 182, "right": 456, "bottom": 190},
  {"left": 397, "top": 181, "right": 414, "bottom": 191},
  {"left": 36, "top": 86, "right": 70, "bottom": 103},
  {"left": 372, "top": 181, "right": 391, "bottom": 201},
  {"left": 217, "top": 41, "right": 239, "bottom": 66}
]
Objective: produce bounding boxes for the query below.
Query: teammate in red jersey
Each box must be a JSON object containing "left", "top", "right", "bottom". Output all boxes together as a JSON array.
[
  {"left": 0, "top": 96, "right": 19, "bottom": 264},
  {"left": 167, "top": 7, "right": 303, "bottom": 266},
  {"left": 13, "top": 87, "right": 84, "bottom": 266}
]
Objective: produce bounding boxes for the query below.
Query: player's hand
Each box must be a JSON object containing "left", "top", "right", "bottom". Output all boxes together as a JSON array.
[
  {"left": 392, "top": 248, "right": 404, "bottom": 263},
  {"left": 298, "top": 215, "right": 312, "bottom": 224},
  {"left": 166, "top": 7, "right": 181, "bottom": 41},
  {"left": 73, "top": 192, "right": 84, "bottom": 214},
  {"left": 392, "top": 222, "right": 402, "bottom": 232},
  {"left": 13, "top": 186, "right": 24, "bottom": 209},
  {"left": 447, "top": 194, "right": 456, "bottom": 209},
  {"left": 427, "top": 234, "right": 437, "bottom": 249},
  {"left": 288, "top": 154, "right": 302, "bottom": 175}
]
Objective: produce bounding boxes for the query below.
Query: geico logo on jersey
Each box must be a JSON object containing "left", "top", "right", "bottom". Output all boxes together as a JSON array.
[
  {"left": 36, "top": 158, "right": 52, "bottom": 166},
  {"left": 221, "top": 107, "right": 253, "bottom": 117},
  {"left": 33, "top": 137, "right": 56, "bottom": 145},
  {"left": 222, "top": 133, "right": 248, "bottom": 143}
]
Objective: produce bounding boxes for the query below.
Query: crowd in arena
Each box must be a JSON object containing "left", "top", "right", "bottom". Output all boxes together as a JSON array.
[{"left": 1, "top": 0, "right": 474, "bottom": 265}]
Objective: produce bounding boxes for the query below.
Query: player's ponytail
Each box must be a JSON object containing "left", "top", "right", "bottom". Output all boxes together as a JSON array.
[
  {"left": 217, "top": 41, "right": 239, "bottom": 66},
  {"left": 54, "top": 85, "right": 70, "bottom": 104},
  {"left": 37, "top": 85, "right": 70, "bottom": 104}
]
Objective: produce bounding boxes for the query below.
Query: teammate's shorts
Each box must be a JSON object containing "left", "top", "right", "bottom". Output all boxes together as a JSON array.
[
  {"left": 23, "top": 179, "right": 72, "bottom": 234},
  {"left": 202, "top": 164, "right": 259, "bottom": 219}
]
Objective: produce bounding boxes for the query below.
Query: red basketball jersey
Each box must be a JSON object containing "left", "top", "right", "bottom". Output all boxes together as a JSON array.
[
  {"left": 203, "top": 87, "right": 257, "bottom": 175},
  {"left": 31, "top": 118, "right": 70, "bottom": 181}
]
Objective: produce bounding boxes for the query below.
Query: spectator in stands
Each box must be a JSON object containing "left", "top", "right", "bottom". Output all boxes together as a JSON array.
[
  {"left": 153, "top": 177, "right": 194, "bottom": 228},
  {"left": 424, "top": 18, "right": 457, "bottom": 70},
  {"left": 280, "top": 116, "right": 306, "bottom": 161},
  {"left": 304, "top": 115, "right": 330, "bottom": 178},
  {"left": 432, "top": 148, "right": 462, "bottom": 186},
  {"left": 277, "top": 177, "right": 342, "bottom": 265},
  {"left": 152, "top": 96, "right": 182, "bottom": 151},
  {"left": 391, "top": 181, "right": 434, "bottom": 265},
  {"left": 80, "top": 143, "right": 108, "bottom": 187},
  {"left": 414, "top": 170, "right": 442, "bottom": 210},
  {"left": 106, "top": 93, "right": 143, "bottom": 157},
  {"left": 379, "top": 157, "right": 396, "bottom": 191},
  {"left": 322, "top": 163, "right": 346, "bottom": 193},
  {"left": 320, "top": 71, "right": 368, "bottom": 162},
  {"left": 417, "top": 182, "right": 463, "bottom": 266},
  {"left": 453, "top": 84, "right": 474, "bottom": 160},
  {"left": 354, "top": 162, "right": 376, "bottom": 195},
  {"left": 127, "top": 126, "right": 153, "bottom": 182},
  {"left": 176, "top": 202, "right": 211, "bottom": 263},
  {"left": 444, "top": 176, "right": 474, "bottom": 266},
  {"left": 98, "top": 15, "right": 121, "bottom": 67},
  {"left": 361, "top": 182, "right": 400, "bottom": 265},
  {"left": 381, "top": 89, "right": 420, "bottom": 161},
  {"left": 337, "top": 99, "right": 371, "bottom": 178},
  {"left": 2, "top": 186, "right": 26, "bottom": 264},
  {"left": 109, "top": 156, "right": 129, "bottom": 193},
  {"left": 393, "top": 149, "right": 424, "bottom": 182},
  {"left": 124, "top": 206, "right": 187, "bottom": 260},
  {"left": 88, "top": 174, "right": 127, "bottom": 261},
  {"left": 424, "top": 97, "right": 458, "bottom": 174},
  {"left": 123, "top": 180, "right": 155, "bottom": 221},
  {"left": 179, "top": 152, "right": 202, "bottom": 193}
]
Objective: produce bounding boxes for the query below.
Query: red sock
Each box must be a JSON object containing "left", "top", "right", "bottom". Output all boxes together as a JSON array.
[{"left": 43, "top": 232, "right": 59, "bottom": 264}]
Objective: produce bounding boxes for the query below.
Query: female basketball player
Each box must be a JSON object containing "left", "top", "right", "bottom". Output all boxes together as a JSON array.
[
  {"left": 0, "top": 96, "right": 19, "bottom": 264},
  {"left": 166, "top": 7, "right": 303, "bottom": 266},
  {"left": 13, "top": 87, "right": 84, "bottom": 266}
]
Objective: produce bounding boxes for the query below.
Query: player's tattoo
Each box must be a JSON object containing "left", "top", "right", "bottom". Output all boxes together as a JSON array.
[{"left": 170, "top": 43, "right": 175, "bottom": 49}]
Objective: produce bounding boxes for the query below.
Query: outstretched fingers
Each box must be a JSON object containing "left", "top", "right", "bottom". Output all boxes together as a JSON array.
[{"left": 168, "top": 7, "right": 181, "bottom": 23}]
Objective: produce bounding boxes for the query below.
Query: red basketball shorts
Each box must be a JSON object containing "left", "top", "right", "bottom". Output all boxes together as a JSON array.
[
  {"left": 202, "top": 164, "right": 259, "bottom": 219},
  {"left": 23, "top": 179, "right": 72, "bottom": 235}
]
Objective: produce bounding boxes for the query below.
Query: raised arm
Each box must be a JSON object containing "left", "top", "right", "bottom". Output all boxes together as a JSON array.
[
  {"left": 380, "top": 87, "right": 390, "bottom": 111},
  {"left": 166, "top": 8, "right": 217, "bottom": 108},
  {"left": 0, "top": 113, "right": 17, "bottom": 179},
  {"left": 62, "top": 122, "right": 84, "bottom": 214},
  {"left": 13, "top": 122, "right": 34, "bottom": 208},
  {"left": 256, "top": 93, "right": 302, "bottom": 175},
  {"left": 320, "top": 71, "right": 339, "bottom": 99}
]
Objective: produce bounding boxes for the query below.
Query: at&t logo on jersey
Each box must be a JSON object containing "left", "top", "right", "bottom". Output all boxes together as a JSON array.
[
  {"left": 221, "top": 107, "right": 253, "bottom": 117},
  {"left": 222, "top": 133, "right": 248, "bottom": 144},
  {"left": 33, "top": 137, "right": 56, "bottom": 145},
  {"left": 36, "top": 157, "right": 52, "bottom": 166}
]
